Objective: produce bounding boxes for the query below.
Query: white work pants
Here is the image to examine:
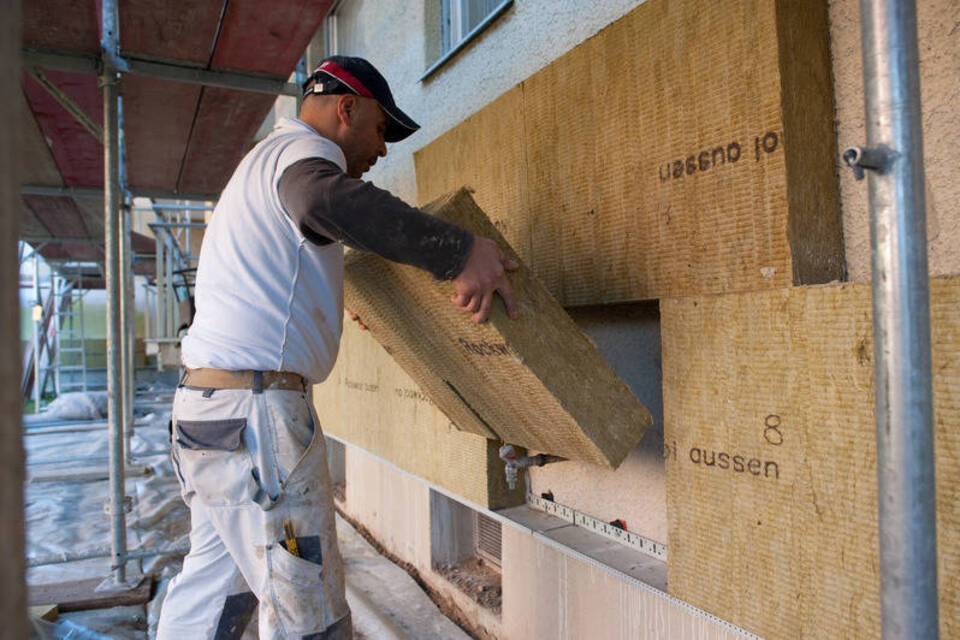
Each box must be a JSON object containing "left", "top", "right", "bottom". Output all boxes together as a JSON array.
[{"left": 157, "top": 386, "right": 351, "bottom": 639}]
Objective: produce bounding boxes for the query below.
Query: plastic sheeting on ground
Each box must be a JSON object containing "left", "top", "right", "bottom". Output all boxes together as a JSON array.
[
  {"left": 26, "top": 388, "right": 185, "bottom": 640},
  {"left": 25, "top": 388, "right": 471, "bottom": 639}
]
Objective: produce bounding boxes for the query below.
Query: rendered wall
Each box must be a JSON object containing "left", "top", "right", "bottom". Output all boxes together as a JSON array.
[
  {"left": 329, "top": 0, "right": 653, "bottom": 203},
  {"left": 339, "top": 441, "right": 747, "bottom": 640},
  {"left": 829, "top": 0, "right": 960, "bottom": 282}
]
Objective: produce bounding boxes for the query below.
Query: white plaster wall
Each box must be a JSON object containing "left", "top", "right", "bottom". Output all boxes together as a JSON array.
[
  {"left": 529, "top": 302, "right": 667, "bottom": 544},
  {"left": 340, "top": 443, "right": 741, "bottom": 639},
  {"left": 328, "top": 0, "right": 650, "bottom": 203},
  {"left": 828, "top": 0, "right": 960, "bottom": 281},
  {"left": 502, "top": 527, "right": 745, "bottom": 640},
  {"left": 341, "top": 445, "right": 506, "bottom": 638},
  {"left": 343, "top": 444, "right": 433, "bottom": 569}
]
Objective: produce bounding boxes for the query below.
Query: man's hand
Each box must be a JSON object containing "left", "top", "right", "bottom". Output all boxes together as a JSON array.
[
  {"left": 345, "top": 308, "right": 368, "bottom": 330},
  {"left": 451, "top": 236, "right": 520, "bottom": 323}
]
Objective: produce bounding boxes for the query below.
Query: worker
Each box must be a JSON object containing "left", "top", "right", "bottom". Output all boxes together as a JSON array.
[{"left": 157, "top": 56, "right": 519, "bottom": 639}]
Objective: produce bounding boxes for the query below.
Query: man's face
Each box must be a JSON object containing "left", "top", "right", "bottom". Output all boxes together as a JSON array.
[{"left": 340, "top": 96, "right": 388, "bottom": 178}]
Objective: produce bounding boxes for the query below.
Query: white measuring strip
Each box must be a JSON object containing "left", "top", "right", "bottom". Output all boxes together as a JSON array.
[{"left": 526, "top": 492, "right": 668, "bottom": 561}]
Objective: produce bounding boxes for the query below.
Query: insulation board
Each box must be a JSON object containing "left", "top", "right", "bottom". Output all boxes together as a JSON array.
[
  {"left": 312, "top": 319, "right": 521, "bottom": 510},
  {"left": 341, "top": 189, "right": 652, "bottom": 468},
  {"left": 662, "top": 277, "right": 960, "bottom": 639},
  {"left": 415, "top": 0, "right": 842, "bottom": 306}
]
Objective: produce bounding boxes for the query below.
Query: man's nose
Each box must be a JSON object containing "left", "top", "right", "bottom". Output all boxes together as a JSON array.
[{"left": 378, "top": 140, "right": 387, "bottom": 157}]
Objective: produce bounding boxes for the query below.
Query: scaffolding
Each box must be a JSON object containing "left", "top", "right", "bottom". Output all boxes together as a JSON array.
[
  {"left": 52, "top": 274, "right": 87, "bottom": 395},
  {"left": 19, "top": 0, "right": 289, "bottom": 592},
  {"left": 22, "top": 250, "right": 85, "bottom": 411},
  {"left": 142, "top": 204, "right": 209, "bottom": 367}
]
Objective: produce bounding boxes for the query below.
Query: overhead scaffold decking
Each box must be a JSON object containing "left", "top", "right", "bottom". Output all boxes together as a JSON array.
[{"left": 18, "top": 0, "right": 334, "bottom": 597}]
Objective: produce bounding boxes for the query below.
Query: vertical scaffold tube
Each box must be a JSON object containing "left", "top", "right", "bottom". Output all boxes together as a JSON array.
[
  {"left": 859, "top": 1, "right": 939, "bottom": 637},
  {"left": 120, "top": 202, "right": 133, "bottom": 462},
  {"left": 101, "top": 0, "right": 127, "bottom": 586},
  {"left": 118, "top": 98, "right": 134, "bottom": 461},
  {"left": 32, "top": 250, "right": 41, "bottom": 413}
]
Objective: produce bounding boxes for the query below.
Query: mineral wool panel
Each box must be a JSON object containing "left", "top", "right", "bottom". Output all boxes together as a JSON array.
[
  {"left": 415, "top": 0, "right": 842, "bottom": 305},
  {"left": 662, "top": 277, "right": 960, "bottom": 639},
  {"left": 313, "top": 319, "right": 521, "bottom": 509},
  {"left": 342, "top": 189, "right": 652, "bottom": 468}
]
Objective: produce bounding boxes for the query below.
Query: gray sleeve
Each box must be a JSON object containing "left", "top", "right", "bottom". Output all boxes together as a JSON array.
[{"left": 278, "top": 157, "right": 474, "bottom": 281}]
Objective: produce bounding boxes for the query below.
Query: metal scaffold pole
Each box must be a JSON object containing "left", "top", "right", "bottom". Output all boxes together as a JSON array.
[
  {"left": 101, "top": 0, "right": 128, "bottom": 586},
  {"left": 119, "top": 100, "right": 134, "bottom": 463},
  {"left": 52, "top": 275, "right": 60, "bottom": 396},
  {"left": 848, "top": 0, "right": 939, "bottom": 637},
  {"left": 32, "top": 250, "right": 41, "bottom": 412}
]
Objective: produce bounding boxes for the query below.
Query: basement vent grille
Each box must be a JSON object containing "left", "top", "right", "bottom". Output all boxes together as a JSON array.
[{"left": 475, "top": 512, "right": 502, "bottom": 568}]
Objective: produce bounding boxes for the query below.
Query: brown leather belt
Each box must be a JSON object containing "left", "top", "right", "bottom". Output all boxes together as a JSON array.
[{"left": 181, "top": 368, "right": 307, "bottom": 393}]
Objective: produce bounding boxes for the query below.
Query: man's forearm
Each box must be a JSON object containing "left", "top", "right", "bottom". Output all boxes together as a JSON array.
[{"left": 279, "top": 158, "right": 474, "bottom": 280}]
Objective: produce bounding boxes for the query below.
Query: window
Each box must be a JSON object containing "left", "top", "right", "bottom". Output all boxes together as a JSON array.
[
  {"left": 421, "top": 0, "right": 513, "bottom": 80},
  {"left": 321, "top": 0, "right": 364, "bottom": 58},
  {"left": 441, "top": 0, "right": 507, "bottom": 53}
]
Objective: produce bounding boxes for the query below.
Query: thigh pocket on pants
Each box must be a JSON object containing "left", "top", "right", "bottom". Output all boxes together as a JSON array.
[
  {"left": 266, "top": 541, "right": 331, "bottom": 635},
  {"left": 174, "top": 418, "right": 257, "bottom": 507}
]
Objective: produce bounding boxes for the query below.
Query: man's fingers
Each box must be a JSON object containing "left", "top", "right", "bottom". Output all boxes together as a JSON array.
[
  {"left": 473, "top": 292, "right": 494, "bottom": 324},
  {"left": 451, "top": 237, "right": 521, "bottom": 321},
  {"left": 345, "top": 308, "right": 369, "bottom": 331},
  {"left": 497, "top": 279, "right": 520, "bottom": 320},
  {"left": 452, "top": 292, "right": 481, "bottom": 312}
]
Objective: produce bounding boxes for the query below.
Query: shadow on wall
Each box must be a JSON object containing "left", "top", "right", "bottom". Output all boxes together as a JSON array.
[
  {"left": 525, "top": 299, "right": 667, "bottom": 543},
  {"left": 567, "top": 299, "right": 664, "bottom": 447}
]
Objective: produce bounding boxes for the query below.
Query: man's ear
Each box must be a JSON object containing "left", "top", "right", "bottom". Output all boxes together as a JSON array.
[{"left": 336, "top": 94, "right": 357, "bottom": 127}]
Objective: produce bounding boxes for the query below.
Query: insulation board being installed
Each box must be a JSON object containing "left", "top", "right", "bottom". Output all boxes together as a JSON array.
[
  {"left": 415, "top": 0, "right": 842, "bottom": 306},
  {"left": 341, "top": 189, "right": 652, "bottom": 468},
  {"left": 313, "top": 320, "right": 521, "bottom": 510},
  {"left": 662, "top": 277, "right": 960, "bottom": 639}
]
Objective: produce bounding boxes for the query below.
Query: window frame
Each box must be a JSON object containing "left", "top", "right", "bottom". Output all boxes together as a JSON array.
[
  {"left": 419, "top": 0, "right": 513, "bottom": 82},
  {"left": 323, "top": 0, "right": 347, "bottom": 57}
]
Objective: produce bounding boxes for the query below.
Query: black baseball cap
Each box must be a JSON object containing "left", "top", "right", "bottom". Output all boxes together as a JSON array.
[{"left": 302, "top": 56, "right": 420, "bottom": 143}]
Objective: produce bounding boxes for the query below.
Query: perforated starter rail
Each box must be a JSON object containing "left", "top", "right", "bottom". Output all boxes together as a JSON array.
[{"left": 526, "top": 492, "right": 666, "bottom": 562}]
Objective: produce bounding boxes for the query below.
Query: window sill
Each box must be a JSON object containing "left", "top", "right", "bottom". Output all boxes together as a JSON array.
[{"left": 419, "top": 0, "right": 514, "bottom": 82}]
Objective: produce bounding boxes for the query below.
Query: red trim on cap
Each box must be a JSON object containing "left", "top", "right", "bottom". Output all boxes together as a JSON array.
[{"left": 317, "top": 61, "right": 374, "bottom": 99}]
